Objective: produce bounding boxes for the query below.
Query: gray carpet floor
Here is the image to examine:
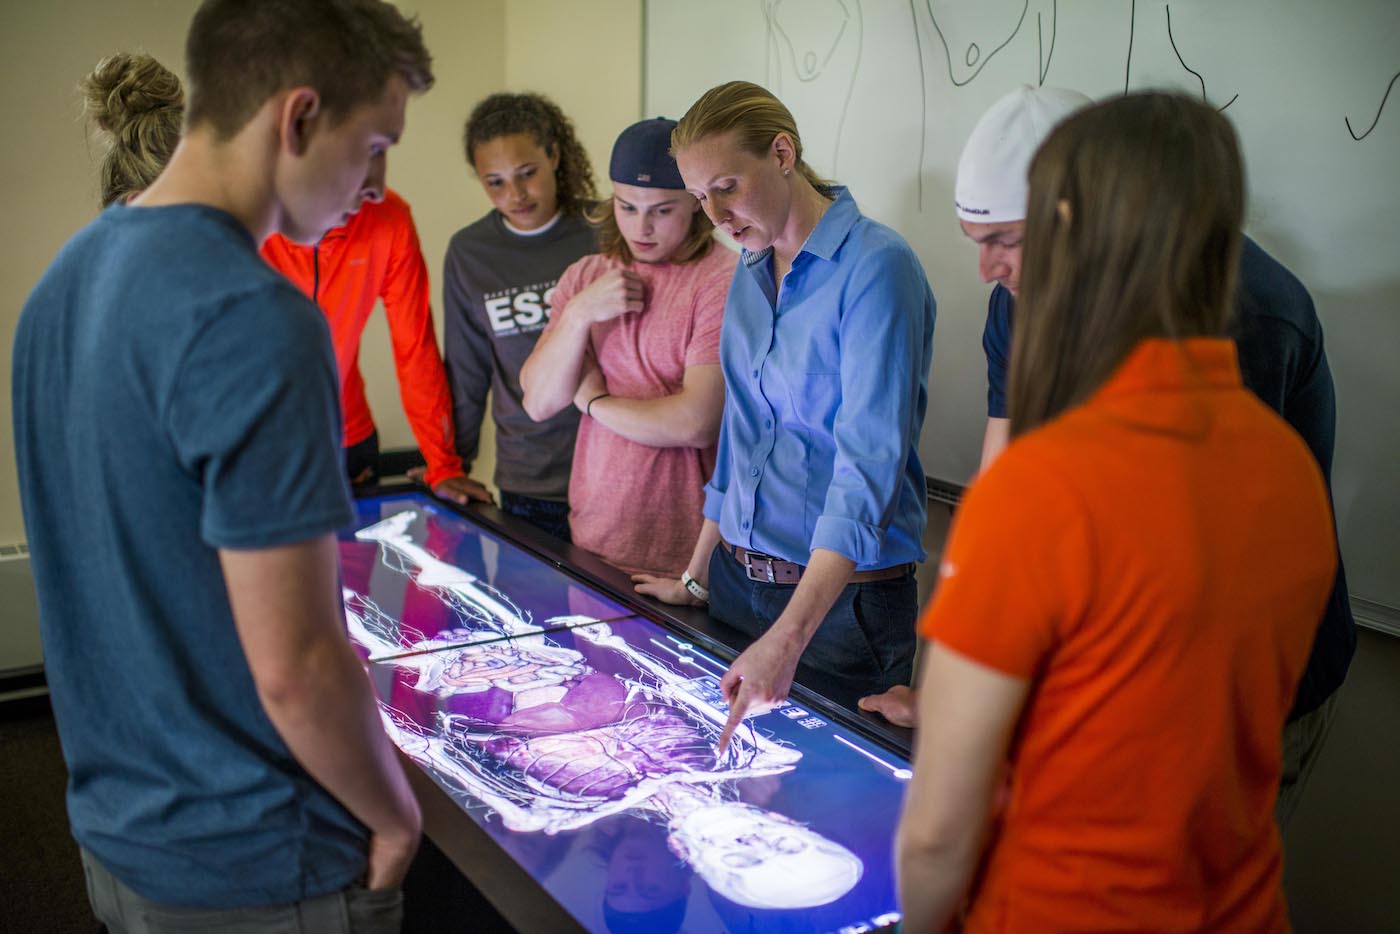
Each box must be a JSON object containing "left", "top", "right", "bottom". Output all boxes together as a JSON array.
[
  {"left": 0, "top": 695, "right": 93, "bottom": 933},
  {"left": 1283, "top": 626, "right": 1400, "bottom": 933},
  {"left": 0, "top": 693, "right": 506, "bottom": 933}
]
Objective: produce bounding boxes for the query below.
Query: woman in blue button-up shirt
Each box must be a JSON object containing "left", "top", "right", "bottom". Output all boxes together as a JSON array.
[{"left": 635, "top": 81, "right": 937, "bottom": 749}]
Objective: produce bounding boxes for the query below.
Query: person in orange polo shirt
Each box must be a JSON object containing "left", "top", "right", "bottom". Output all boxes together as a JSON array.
[
  {"left": 262, "top": 182, "right": 486, "bottom": 505},
  {"left": 894, "top": 93, "right": 1337, "bottom": 933}
]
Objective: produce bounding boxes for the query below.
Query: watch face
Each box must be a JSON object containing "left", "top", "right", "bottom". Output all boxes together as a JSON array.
[{"left": 338, "top": 491, "right": 909, "bottom": 933}]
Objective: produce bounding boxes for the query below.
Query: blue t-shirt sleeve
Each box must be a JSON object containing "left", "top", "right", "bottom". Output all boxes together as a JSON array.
[
  {"left": 983, "top": 286, "right": 1014, "bottom": 419},
  {"left": 1285, "top": 343, "right": 1337, "bottom": 481},
  {"left": 165, "top": 284, "right": 353, "bottom": 548},
  {"left": 1233, "top": 240, "right": 1337, "bottom": 481},
  {"left": 1232, "top": 237, "right": 1352, "bottom": 716}
]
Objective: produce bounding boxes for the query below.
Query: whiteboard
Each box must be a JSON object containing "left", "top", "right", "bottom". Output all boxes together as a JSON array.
[{"left": 645, "top": 0, "right": 1400, "bottom": 608}]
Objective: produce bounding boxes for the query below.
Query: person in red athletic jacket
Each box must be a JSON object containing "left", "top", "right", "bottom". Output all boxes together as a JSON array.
[{"left": 263, "top": 187, "right": 486, "bottom": 504}]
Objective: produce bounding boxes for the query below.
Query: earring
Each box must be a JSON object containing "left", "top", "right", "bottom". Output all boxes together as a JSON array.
[{"left": 783, "top": 168, "right": 791, "bottom": 177}]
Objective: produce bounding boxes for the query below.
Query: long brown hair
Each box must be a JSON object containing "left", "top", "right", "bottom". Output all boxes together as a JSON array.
[
  {"left": 585, "top": 195, "right": 714, "bottom": 265},
  {"left": 1009, "top": 92, "right": 1244, "bottom": 437},
  {"left": 80, "top": 53, "right": 184, "bottom": 207},
  {"left": 670, "top": 81, "right": 835, "bottom": 196},
  {"left": 464, "top": 92, "right": 598, "bottom": 217}
]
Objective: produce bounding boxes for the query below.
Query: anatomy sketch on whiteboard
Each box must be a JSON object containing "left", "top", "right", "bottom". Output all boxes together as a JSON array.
[
  {"left": 1346, "top": 70, "right": 1399, "bottom": 141},
  {"left": 762, "top": 0, "right": 863, "bottom": 176}
]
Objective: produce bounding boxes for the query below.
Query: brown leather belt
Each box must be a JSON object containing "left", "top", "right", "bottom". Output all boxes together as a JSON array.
[{"left": 722, "top": 541, "right": 913, "bottom": 586}]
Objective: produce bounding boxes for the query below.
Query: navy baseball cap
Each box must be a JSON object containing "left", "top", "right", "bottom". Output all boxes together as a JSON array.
[{"left": 609, "top": 117, "right": 685, "bottom": 189}]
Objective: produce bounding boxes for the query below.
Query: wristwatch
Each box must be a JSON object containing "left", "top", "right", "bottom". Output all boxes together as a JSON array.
[{"left": 681, "top": 570, "right": 709, "bottom": 603}]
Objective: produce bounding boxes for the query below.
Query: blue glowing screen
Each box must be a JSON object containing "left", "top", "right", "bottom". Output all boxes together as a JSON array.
[{"left": 340, "top": 492, "right": 906, "bottom": 933}]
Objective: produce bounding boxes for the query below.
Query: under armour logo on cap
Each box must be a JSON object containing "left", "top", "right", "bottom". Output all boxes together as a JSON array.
[{"left": 954, "top": 85, "right": 1093, "bottom": 223}]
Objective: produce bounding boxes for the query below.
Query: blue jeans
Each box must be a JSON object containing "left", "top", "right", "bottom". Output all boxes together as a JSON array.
[
  {"left": 80, "top": 848, "right": 402, "bottom": 933},
  {"left": 499, "top": 491, "right": 572, "bottom": 543},
  {"left": 707, "top": 545, "right": 917, "bottom": 696}
]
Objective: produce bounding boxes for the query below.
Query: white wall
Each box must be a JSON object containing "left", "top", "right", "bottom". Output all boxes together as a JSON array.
[
  {"left": 1, "top": 1, "right": 646, "bottom": 543},
  {"left": 9, "top": 1, "right": 1391, "bottom": 614},
  {"left": 644, "top": 0, "right": 1400, "bottom": 610},
  {"left": 0, "top": 0, "right": 193, "bottom": 545},
  {"left": 357, "top": 0, "right": 644, "bottom": 489}
]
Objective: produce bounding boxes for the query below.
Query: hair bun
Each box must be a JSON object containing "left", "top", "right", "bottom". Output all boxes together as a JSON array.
[
  {"left": 79, "top": 52, "right": 184, "bottom": 207},
  {"left": 80, "top": 52, "right": 183, "bottom": 135}
]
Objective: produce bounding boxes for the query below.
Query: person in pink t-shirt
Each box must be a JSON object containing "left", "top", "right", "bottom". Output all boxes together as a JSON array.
[{"left": 520, "top": 118, "right": 735, "bottom": 576}]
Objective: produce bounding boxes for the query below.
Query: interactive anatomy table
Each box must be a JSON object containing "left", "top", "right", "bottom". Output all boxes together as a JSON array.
[{"left": 340, "top": 487, "right": 911, "bottom": 933}]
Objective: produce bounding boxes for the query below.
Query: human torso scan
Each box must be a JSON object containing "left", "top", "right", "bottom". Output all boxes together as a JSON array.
[{"left": 339, "top": 492, "right": 909, "bottom": 932}]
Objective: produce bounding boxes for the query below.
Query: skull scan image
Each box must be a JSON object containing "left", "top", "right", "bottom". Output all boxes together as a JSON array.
[{"left": 669, "top": 802, "right": 864, "bottom": 910}]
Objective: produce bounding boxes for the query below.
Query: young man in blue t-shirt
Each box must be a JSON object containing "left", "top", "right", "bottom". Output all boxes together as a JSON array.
[
  {"left": 13, "top": 1, "right": 433, "bottom": 927},
  {"left": 861, "top": 86, "right": 1355, "bottom": 825}
]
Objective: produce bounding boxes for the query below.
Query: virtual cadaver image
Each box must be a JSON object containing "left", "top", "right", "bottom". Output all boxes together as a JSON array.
[{"left": 337, "top": 502, "right": 909, "bottom": 930}]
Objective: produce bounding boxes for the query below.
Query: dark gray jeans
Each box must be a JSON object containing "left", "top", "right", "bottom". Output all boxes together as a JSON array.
[
  {"left": 1276, "top": 691, "right": 1341, "bottom": 827},
  {"left": 80, "top": 849, "right": 403, "bottom": 934},
  {"left": 707, "top": 544, "right": 917, "bottom": 696}
]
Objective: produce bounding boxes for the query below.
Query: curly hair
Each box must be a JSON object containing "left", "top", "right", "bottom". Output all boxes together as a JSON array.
[
  {"left": 80, "top": 52, "right": 184, "bottom": 207},
  {"left": 464, "top": 92, "right": 598, "bottom": 217}
]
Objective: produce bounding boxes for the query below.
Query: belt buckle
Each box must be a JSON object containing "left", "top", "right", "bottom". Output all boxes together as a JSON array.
[{"left": 744, "top": 551, "right": 777, "bottom": 584}]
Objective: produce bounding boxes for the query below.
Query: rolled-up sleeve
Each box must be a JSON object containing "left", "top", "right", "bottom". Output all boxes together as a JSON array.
[
  {"left": 810, "top": 244, "right": 930, "bottom": 565},
  {"left": 702, "top": 415, "right": 732, "bottom": 522}
]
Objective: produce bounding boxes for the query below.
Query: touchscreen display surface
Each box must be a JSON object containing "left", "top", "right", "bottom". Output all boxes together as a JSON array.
[
  {"left": 340, "top": 494, "right": 641, "bottom": 660},
  {"left": 341, "top": 492, "right": 908, "bottom": 933}
]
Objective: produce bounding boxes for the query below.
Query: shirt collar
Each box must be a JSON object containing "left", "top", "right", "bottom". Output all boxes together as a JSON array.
[
  {"left": 502, "top": 210, "right": 563, "bottom": 237},
  {"left": 316, "top": 191, "right": 389, "bottom": 245},
  {"left": 1092, "top": 337, "right": 1242, "bottom": 402},
  {"left": 740, "top": 185, "right": 859, "bottom": 267}
]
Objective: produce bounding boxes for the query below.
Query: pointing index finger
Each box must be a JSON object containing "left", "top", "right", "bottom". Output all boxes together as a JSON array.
[{"left": 716, "top": 691, "right": 750, "bottom": 756}]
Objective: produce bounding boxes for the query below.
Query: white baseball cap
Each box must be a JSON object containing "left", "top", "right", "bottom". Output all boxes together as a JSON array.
[{"left": 955, "top": 85, "right": 1093, "bottom": 223}]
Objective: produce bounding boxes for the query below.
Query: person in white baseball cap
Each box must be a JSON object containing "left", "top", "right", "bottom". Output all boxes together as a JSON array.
[
  {"left": 856, "top": 86, "right": 1089, "bottom": 731},
  {"left": 955, "top": 85, "right": 1093, "bottom": 470},
  {"left": 862, "top": 85, "right": 1355, "bottom": 844}
]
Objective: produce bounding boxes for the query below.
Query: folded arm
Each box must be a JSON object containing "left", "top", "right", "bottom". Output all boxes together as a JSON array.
[
  {"left": 581, "top": 363, "right": 724, "bottom": 449},
  {"left": 521, "top": 268, "right": 643, "bottom": 421}
]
